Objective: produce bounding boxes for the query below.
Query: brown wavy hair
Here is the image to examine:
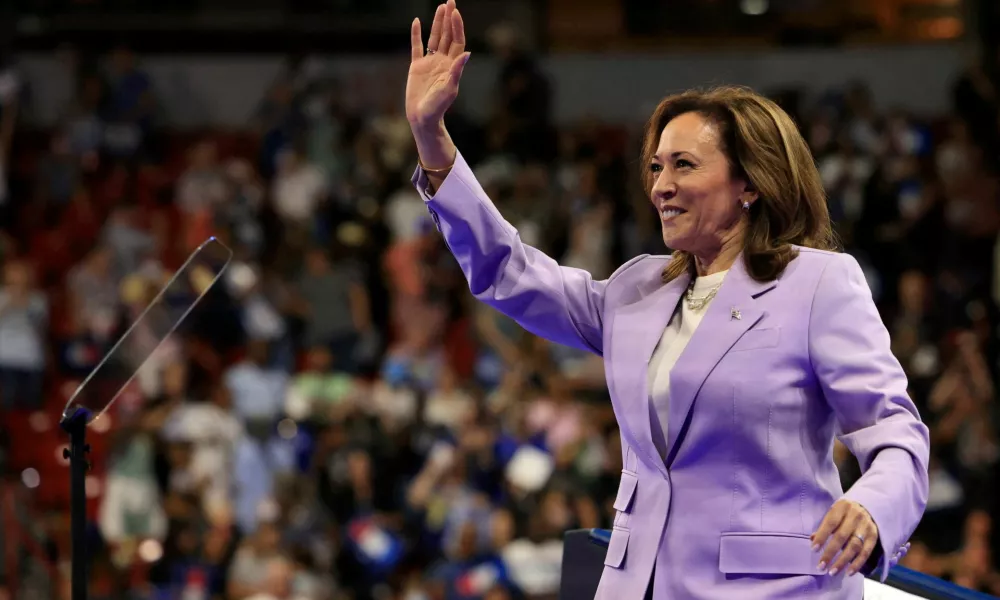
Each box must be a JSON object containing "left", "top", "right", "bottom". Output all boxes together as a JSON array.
[{"left": 641, "top": 86, "right": 839, "bottom": 283}]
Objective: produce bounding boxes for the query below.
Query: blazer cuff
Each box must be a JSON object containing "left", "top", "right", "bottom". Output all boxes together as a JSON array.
[
  {"left": 409, "top": 150, "right": 517, "bottom": 242},
  {"left": 410, "top": 151, "right": 468, "bottom": 203}
]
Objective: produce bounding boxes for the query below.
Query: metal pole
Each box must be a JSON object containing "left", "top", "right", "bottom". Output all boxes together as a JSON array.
[{"left": 60, "top": 407, "right": 92, "bottom": 600}]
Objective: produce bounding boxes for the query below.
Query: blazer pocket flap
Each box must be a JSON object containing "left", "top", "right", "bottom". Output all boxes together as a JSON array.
[
  {"left": 731, "top": 327, "right": 780, "bottom": 352},
  {"left": 613, "top": 470, "right": 638, "bottom": 512},
  {"left": 604, "top": 527, "right": 630, "bottom": 569},
  {"left": 719, "top": 532, "right": 824, "bottom": 575}
]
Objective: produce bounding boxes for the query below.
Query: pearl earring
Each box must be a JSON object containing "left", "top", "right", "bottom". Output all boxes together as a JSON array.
[{"left": 742, "top": 201, "right": 751, "bottom": 211}]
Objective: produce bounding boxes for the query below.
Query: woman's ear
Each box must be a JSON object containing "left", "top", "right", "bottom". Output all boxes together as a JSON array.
[{"left": 742, "top": 182, "right": 760, "bottom": 206}]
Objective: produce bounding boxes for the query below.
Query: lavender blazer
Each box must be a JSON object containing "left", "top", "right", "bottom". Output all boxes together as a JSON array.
[{"left": 413, "top": 152, "right": 930, "bottom": 600}]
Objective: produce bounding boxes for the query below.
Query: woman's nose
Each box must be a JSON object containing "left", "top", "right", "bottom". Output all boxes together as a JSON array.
[{"left": 653, "top": 175, "right": 677, "bottom": 201}]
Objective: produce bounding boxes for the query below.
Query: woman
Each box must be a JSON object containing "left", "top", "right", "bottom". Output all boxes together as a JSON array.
[{"left": 404, "top": 3, "right": 930, "bottom": 598}]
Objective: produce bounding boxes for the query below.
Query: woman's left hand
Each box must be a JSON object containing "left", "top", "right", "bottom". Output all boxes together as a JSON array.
[{"left": 811, "top": 499, "right": 879, "bottom": 576}]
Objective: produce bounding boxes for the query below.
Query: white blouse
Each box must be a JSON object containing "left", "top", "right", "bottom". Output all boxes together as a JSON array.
[{"left": 646, "top": 269, "right": 728, "bottom": 459}]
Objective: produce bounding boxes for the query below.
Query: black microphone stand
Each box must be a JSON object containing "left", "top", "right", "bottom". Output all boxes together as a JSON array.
[{"left": 60, "top": 406, "right": 92, "bottom": 600}]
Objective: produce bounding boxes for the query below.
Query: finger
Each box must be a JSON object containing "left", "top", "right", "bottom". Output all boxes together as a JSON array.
[
  {"left": 846, "top": 525, "right": 879, "bottom": 576},
  {"left": 811, "top": 501, "right": 847, "bottom": 551},
  {"left": 410, "top": 18, "right": 424, "bottom": 62},
  {"left": 439, "top": 0, "right": 455, "bottom": 55},
  {"left": 448, "top": 7, "right": 466, "bottom": 57},
  {"left": 449, "top": 52, "right": 471, "bottom": 85},
  {"left": 427, "top": 3, "right": 446, "bottom": 52},
  {"left": 820, "top": 510, "right": 864, "bottom": 573},
  {"left": 827, "top": 527, "right": 864, "bottom": 576}
]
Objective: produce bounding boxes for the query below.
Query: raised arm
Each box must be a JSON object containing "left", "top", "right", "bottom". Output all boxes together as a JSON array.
[
  {"left": 405, "top": 0, "right": 622, "bottom": 354},
  {"left": 406, "top": 1, "right": 468, "bottom": 185},
  {"left": 413, "top": 151, "right": 625, "bottom": 354}
]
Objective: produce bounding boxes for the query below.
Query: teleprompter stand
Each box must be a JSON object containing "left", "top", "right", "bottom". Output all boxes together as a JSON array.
[{"left": 60, "top": 406, "right": 92, "bottom": 600}]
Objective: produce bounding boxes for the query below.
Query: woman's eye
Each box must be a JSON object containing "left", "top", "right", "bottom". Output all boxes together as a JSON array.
[
  {"left": 650, "top": 163, "right": 663, "bottom": 173},
  {"left": 676, "top": 159, "right": 694, "bottom": 169}
]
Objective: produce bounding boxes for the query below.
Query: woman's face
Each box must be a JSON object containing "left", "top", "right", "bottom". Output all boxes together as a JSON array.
[{"left": 649, "top": 112, "right": 749, "bottom": 259}]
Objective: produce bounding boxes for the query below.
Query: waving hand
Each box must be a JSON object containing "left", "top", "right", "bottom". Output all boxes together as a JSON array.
[{"left": 406, "top": 0, "right": 471, "bottom": 130}]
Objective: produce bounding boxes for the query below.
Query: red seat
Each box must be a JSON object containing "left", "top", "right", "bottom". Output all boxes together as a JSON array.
[
  {"left": 445, "top": 317, "right": 476, "bottom": 380},
  {"left": 29, "top": 232, "right": 74, "bottom": 283},
  {"left": 4, "top": 410, "right": 39, "bottom": 469}
]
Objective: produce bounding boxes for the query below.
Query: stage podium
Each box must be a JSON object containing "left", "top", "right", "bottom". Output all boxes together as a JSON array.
[
  {"left": 559, "top": 530, "right": 610, "bottom": 600},
  {"left": 560, "top": 529, "right": 996, "bottom": 600}
]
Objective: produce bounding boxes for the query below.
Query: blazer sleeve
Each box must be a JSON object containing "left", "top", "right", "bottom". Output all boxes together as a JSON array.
[
  {"left": 412, "top": 151, "right": 635, "bottom": 356},
  {"left": 807, "top": 252, "right": 930, "bottom": 582}
]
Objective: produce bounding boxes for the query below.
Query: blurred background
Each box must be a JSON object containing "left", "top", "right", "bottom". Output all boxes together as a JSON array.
[{"left": 0, "top": 0, "right": 999, "bottom": 598}]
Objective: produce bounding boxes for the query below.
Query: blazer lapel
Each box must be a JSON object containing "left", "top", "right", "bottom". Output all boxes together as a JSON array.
[
  {"left": 664, "top": 257, "right": 777, "bottom": 464},
  {"left": 609, "top": 272, "right": 689, "bottom": 478}
]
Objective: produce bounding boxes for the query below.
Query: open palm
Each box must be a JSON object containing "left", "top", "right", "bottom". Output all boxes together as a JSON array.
[{"left": 406, "top": 0, "right": 470, "bottom": 129}]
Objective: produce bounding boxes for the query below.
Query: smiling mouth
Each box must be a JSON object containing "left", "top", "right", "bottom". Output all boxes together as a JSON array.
[{"left": 661, "top": 208, "right": 686, "bottom": 220}]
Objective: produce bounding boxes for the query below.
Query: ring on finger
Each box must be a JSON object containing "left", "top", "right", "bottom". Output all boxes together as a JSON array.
[
  {"left": 853, "top": 533, "right": 865, "bottom": 543},
  {"left": 427, "top": 49, "right": 437, "bottom": 55}
]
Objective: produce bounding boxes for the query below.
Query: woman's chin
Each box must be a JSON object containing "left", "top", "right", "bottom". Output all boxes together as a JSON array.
[{"left": 661, "top": 230, "right": 687, "bottom": 252}]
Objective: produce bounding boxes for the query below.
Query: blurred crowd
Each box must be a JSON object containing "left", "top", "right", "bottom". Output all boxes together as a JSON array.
[{"left": 1, "top": 39, "right": 1000, "bottom": 600}]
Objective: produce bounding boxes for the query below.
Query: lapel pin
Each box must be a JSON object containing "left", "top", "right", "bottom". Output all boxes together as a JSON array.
[{"left": 731, "top": 307, "right": 742, "bottom": 321}]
